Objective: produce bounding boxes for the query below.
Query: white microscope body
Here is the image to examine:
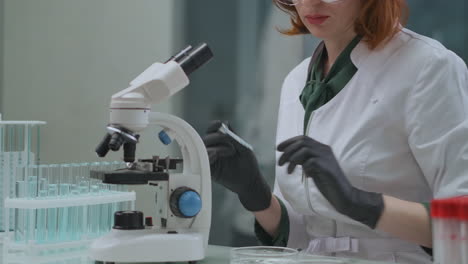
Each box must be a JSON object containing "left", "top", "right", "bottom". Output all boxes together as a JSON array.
[{"left": 89, "top": 44, "right": 213, "bottom": 263}]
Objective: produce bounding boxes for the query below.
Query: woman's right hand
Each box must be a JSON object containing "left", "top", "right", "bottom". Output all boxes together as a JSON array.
[{"left": 202, "top": 120, "right": 272, "bottom": 211}]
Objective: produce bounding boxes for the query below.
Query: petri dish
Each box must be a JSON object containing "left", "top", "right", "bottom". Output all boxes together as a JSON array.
[
  {"left": 230, "top": 246, "right": 298, "bottom": 264},
  {"left": 297, "top": 259, "right": 347, "bottom": 263}
]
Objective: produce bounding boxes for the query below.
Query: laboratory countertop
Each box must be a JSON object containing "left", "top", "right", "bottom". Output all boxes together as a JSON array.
[
  {"left": 148, "top": 245, "right": 390, "bottom": 264},
  {"left": 0, "top": 244, "right": 390, "bottom": 264}
]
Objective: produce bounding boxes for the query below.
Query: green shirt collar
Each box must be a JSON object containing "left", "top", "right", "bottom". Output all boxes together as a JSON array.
[{"left": 300, "top": 35, "right": 362, "bottom": 133}]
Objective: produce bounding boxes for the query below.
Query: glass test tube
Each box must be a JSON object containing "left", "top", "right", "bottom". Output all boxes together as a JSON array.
[
  {"left": 27, "top": 166, "right": 39, "bottom": 198},
  {"left": 107, "top": 162, "right": 119, "bottom": 227},
  {"left": 89, "top": 185, "right": 100, "bottom": 237},
  {"left": 110, "top": 184, "right": 119, "bottom": 227},
  {"left": 78, "top": 163, "right": 90, "bottom": 240},
  {"left": 79, "top": 162, "right": 91, "bottom": 191},
  {"left": 100, "top": 162, "right": 114, "bottom": 234},
  {"left": 36, "top": 165, "right": 49, "bottom": 243},
  {"left": 47, "top": 164, "right": 59, "bottom": 242},
  {"left": 58, "top": 164, "right": 71, "bottom": 241},
  {"left": 112, "top": 161, "right": 128, "bottom": 213},
  {"left": 462, "top": 220, "right": 468, "bottom": 264},
  {"left": 68, "top": 164, "right": 80, "bottom": 241},
  {"left": 89, "top": 162, "right": 102, "bottom": 189},
  {"left": 14, "top": 176, "right": 27, "bottom": 243},
  {"left": 98, "top": 181, "right": 110, "bottom": 234},
  {"left": 26, "top": 166, "right": 38, "bottom": 243},
  {"left": 458, "top": 197, "right": 468, "bottom": 264},
  {"left": 87, "top": 162, "right": 102, "bottom": 237}
]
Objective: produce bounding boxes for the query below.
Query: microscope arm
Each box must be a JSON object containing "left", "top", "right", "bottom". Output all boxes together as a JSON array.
[{"left": 148, "top": 112, "right": 211, "bottom": 245}]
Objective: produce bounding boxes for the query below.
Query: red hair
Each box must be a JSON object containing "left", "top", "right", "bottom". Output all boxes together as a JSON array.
[{"left": 273, "top": 0, "right": 409, "bottom": 50}]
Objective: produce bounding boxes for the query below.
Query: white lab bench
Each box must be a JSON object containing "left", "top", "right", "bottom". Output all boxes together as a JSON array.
[
  {"left": 91, "top": 245, "right": 394, "bottom": 263},
  {"left": 185, "top": 245, "right": 391, "bottom": 264},
  {"left": 0, "top": 244, "right": 392, "bottom": 264}
]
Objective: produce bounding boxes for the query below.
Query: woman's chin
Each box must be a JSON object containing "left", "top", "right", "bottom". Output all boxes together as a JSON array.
[{"left": 306, "top": 27, "right": 332, "bottom": 40}]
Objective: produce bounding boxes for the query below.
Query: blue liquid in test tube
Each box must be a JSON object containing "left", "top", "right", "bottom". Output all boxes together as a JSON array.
[
  {"left": 110, "top": 185, "right": 118, "bottom": 227},
  {"left": 26, "top": 175, "right": 38, "bottom": 243},
  {"left": 36, "top": 189, "right": 48, "bottom": 243},
  {"left": 28, "top": 176, "right": 38, "bottom": 198},
  {"left": 98, "top": 183, "right": 110, "bottom": 234},
  {"left": 58, "top": 183, "right": 70, "bottom": 241},
  {"left": 14, "top": 181, "right": 26, "bottom": 243},
  {"left": 37, "top": 167, "right": 49, "bottom": 243},
  {"left": 89, "top": 185, "right": 100, "bottom": 237},
  {"left": 68, "top": 185, "right": 79, "bottom": 240},
  {"left": 47, "top": 184, "right": 58, "bottom": 241},
  {"left": 79, "top": 185, "right": 88, "bottom": 239}
]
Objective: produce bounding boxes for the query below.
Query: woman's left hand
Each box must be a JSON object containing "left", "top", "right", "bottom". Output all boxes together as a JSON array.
[{"left": 277, "top": 135, "right": 384, "bottom": 229}]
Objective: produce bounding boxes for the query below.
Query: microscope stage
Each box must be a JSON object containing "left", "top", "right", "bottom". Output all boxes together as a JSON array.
[{"left": 90, "top": 169, "right": 169, "bottom": 184}]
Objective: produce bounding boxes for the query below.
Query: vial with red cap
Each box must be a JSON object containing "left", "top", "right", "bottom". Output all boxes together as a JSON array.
[
  {"left": 458, "top": 196, "right": 468, "bottom": 264},
  {"left": 431, "top": 197, "right": 461, "bottom": 264},
  {"left": 432, "top": 196, "right": 468, "bottom": 264}
]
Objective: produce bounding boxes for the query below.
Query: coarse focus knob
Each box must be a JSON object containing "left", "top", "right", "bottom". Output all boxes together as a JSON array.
[
  {"left": 113, "top": 211, "right": 145, "bottom": 230},
  {"left": 170, "top": 187, "right": 202, "bottom": 218}
]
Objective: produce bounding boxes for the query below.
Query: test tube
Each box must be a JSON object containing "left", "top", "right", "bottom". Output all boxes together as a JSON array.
[
  {"left": 14, "top": 177, "right": 27, "bottom": 243},
  {"left": 26, "top": 166, "right": 38, "bottom": 243},
  {"left": 88, "top": 185, "right": 100, "bottom": 237},
  {"left": 102, "top": 162, "right": 115, "bottom": 233},
  {"left": 459, "top": 197, "right": 468, "bottom": 264},
  {"left": 69, "top": 163, "right": 84, "bottom": 240},
  {"left": 36, "top": 165, "right": 49, "bottom": 243},
  {"left": 89, "top": 162, "right": 103, "bottom": 189},
  {"left": 58, "top": 164, "right": 71, "bottom": 241},
  {"left": 27, "top": 166, "right": 39, "bottom": 198},
  {"left": 432, "top": 198, "right": 461, "bottom": 264},
  {"left": 98, "top": 182, "right": 110, "bottom": 234},
  {"left": 78, "top": 164, "right": 89, "bottom": 240},
  {"left": 87, "top": 162, "right": 103, "bottom": 237},
  {"left": 112, "top": 161, "right": 128, "bottom": 211},
  {"left": 78, "top": 163, "right": 90, "bottom": 193},
  {"left": 447, "top": 199, "right": 461, "bottom": 264},
  {"left": 47, "top": 164, "right": 59, "bottom": 242},
  {"left": 109, "top": 184, "right": 119, "bottom": 227}
]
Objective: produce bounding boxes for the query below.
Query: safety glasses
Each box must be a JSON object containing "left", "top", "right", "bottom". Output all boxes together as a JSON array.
[{"left": 277, "top": 0, "right": 343, "bottom": 6}]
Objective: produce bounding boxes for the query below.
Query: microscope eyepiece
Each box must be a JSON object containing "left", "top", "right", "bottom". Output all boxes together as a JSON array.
[{"left": 176, "top": 43, "right": 213, "bottom": 76}]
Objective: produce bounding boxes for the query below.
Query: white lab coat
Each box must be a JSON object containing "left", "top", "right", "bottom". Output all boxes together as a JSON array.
[{"left": 274, "top": 28, "right": 468, "bottom": 263}]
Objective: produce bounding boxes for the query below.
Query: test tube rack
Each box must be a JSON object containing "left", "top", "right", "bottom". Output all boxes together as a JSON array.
[
  {"left": 3, "top": 162, "right": 136, "bottom": 264},
  {"left": 1, "top": 121, "right": 45, "bottom": 234},
  {"left": 1, "top": 120, "right": 136, "bottom": 264}
]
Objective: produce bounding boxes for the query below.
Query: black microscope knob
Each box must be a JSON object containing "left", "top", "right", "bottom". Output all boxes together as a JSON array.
[
  {"left": 113, "top": 211, "right": 145, "bottom": 230},
  {"left": 170, "top": 187, "right": 202, "bottom": 218}
]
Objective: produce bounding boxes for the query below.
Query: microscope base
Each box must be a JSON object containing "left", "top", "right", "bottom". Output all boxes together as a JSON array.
[{"left": 89, "top": 229, "right": 205, "bottom": 263}]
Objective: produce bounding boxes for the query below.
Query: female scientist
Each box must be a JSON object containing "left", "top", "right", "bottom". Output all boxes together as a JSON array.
[{"left": 203, "top": 0, "right": 468, "bottom": 262}]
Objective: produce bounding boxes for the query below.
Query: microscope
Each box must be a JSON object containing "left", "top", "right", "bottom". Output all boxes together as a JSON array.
[{"left": 90, "top": 44, "right": 213, "bottom": 263}]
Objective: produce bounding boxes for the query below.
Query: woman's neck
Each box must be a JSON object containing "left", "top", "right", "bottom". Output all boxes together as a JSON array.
[{"left": 323, "top": 31, "right": 358, "bottom": 75}]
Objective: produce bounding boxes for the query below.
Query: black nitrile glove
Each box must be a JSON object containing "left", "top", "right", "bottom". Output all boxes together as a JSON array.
[
  {"left": 203, "top": 121, "right": 272, "bottom": 212},
  {"left": 277, "top": 135, "right": 384, "bottom": 229}
]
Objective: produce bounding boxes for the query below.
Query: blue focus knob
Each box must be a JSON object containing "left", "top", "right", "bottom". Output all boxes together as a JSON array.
[
  {"left": 170, "top": 187, "right": 202, "bottom": 218},
  {"left": 158, "top": 130, "right": 172, "bottom": 145}
]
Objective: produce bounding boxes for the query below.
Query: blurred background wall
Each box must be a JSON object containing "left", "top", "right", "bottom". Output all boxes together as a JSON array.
[
  {"left": 0, "top": 0, "right": 3, "bottom": 109},
  {"left": 0, "top": 0, "right": 185, "bottom": 226},
  {"left": 0, "top": 0, "right": 467, "bottom": 247}
]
